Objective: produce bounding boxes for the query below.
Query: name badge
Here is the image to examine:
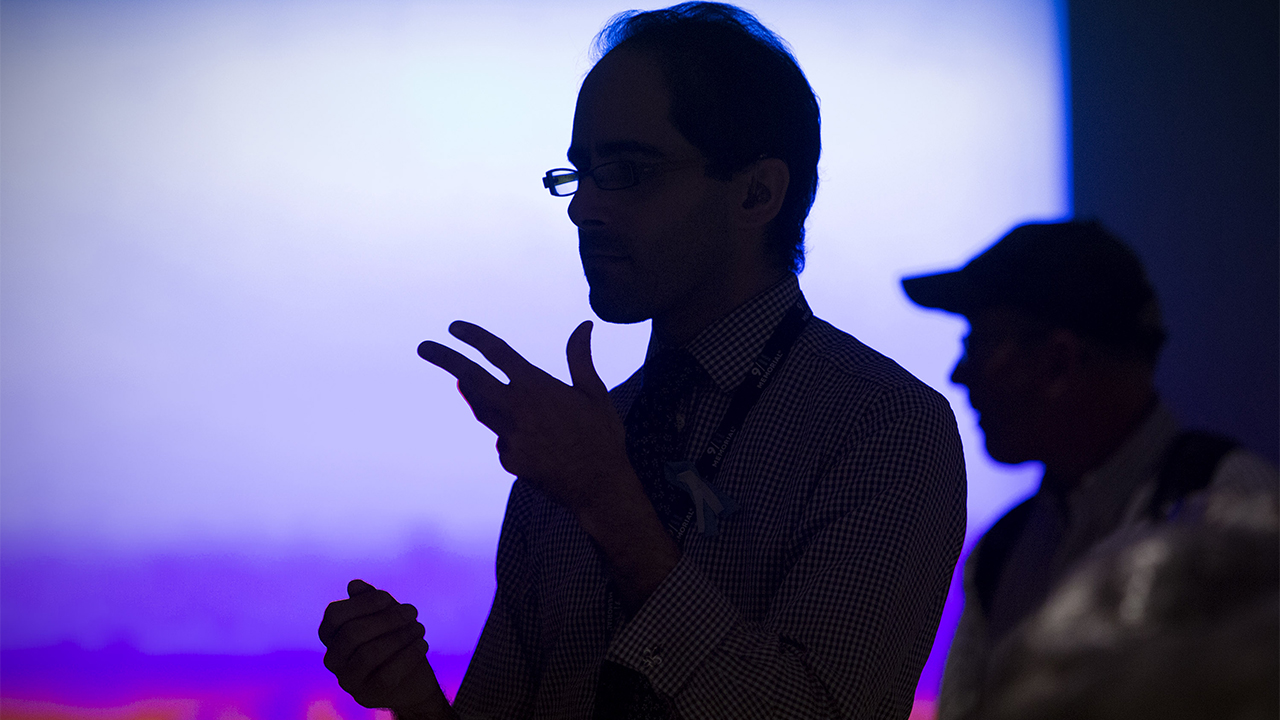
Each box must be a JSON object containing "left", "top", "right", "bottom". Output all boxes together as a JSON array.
[{"left": 665, "top": 461, "right": 737, "bottom": 537}]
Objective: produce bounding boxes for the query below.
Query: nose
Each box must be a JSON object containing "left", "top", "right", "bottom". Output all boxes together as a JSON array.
[{"left": 567, "top": 178, "right": 606, "bottom": 229}]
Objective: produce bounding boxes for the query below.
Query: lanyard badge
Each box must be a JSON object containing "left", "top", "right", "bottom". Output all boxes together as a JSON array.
[
  {"left": 665, "top": 461, "right": 737, "bottom": 537},
  {"left": 661, "top": 302, "right": 809, "bottom": 541}
]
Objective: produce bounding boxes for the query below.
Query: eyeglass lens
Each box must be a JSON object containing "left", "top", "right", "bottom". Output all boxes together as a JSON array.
[
  {"left": 591, "top": 162, "right": 637, "bottom": 190},
  {"left": 544, "top": 161, "right": 642, "bottom": 196},
  {"left": 546, "top": 171, "right": 578, "bottom": 196}
]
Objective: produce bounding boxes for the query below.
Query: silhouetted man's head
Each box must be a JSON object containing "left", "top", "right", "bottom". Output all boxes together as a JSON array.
[
  {"left": 560, "top": 3, "right": 820, "bottom": 329},
  {"left": 903, "top": 221, "right": 1166, "bottom": 465},
  {"left": 588, "top": 3, "right": 820, "bottom": 273}
]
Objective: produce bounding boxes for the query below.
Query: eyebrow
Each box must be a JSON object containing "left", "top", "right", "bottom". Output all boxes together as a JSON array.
[{"left": 567, "top": 140, "right": 666, "bottom": 168}]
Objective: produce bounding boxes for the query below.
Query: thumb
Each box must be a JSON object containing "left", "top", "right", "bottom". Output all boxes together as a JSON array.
[
  {"left": 347, "top": 579, "right": 376, "bottom": 598},
  {"left": 567, "top": 321, "right": 607, "bottom": 397}
]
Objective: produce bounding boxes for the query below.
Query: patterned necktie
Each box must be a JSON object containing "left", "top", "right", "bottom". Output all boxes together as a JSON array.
[
  {"left": 625, "top": 349, "right": 704, "bottom": 534},
  {"left": 594, "top": 349, "right": 704, "bottom": 720}
]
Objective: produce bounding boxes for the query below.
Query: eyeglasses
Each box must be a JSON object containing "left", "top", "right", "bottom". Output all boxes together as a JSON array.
[{"left": 541, "top": 159, "right": 701, "bottom": 197}]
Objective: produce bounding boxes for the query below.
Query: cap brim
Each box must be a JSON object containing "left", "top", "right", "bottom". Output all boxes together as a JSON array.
[{"left": 901, "top": 270, "right": 983, "bottom": 315}]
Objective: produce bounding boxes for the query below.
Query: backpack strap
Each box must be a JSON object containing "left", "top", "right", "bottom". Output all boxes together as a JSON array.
[
  {"left": 1147, "top": 430, "right": 1238, "bottom": 520},
  {"left": 974, "top": 430, "right": 1238, "bottom": 615}
]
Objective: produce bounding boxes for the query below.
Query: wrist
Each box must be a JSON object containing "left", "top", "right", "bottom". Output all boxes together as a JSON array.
[
  {"left": 390, "top": 658, "right": 457, "bottom": 720},
  {"left": 577, "top": 478, "right": 681, "bottom": 608},
  {"left": 392, "top": 699, "right": 457, "bottom": 720},
  {"left": 575, "top": 469, "right": 656, "bottom": 549}
]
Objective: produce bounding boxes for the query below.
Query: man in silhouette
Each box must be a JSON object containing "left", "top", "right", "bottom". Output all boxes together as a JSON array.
[
  {"left": 321, "top": 4, "right": 966, "bottom": 718},
  {"left": 902, "top": 220, "right": 1278, "bottom": 720}
]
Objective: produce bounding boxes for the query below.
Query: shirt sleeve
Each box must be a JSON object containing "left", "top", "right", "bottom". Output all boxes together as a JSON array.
[
  {"left": 603, "top": 384, "right": 967, "bottom": 719},
  {"left": 452, "top": 481, "right": 538, "bottom": 720}
]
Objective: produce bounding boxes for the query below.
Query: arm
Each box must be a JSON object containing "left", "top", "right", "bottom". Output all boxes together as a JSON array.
[{"left": 604, "top": 385, "right": 967, "bottom": 719}]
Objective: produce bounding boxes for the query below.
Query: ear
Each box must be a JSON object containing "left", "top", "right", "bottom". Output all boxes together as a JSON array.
[
  {"left": 735, "top": 157, "right": 790, "bottom": 229},
  {"left": 1038, "top": 329, "right": 1085, "bottom": 401}
]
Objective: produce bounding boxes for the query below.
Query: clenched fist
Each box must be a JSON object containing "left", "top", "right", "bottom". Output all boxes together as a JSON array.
[{"left": 319, "top": 580, "right": 456, "bottom": 719}]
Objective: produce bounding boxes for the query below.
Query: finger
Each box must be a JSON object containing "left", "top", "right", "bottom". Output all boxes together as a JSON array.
[
  {"left": 334, "top": 623, "right": 426, "bottom": 704},
  {"left": 448, "top": 321, "right": 540, "bottom": 382},
  {"left": 324, "top": 606, "right": 419, "bottom": 672},
  {"left": 325, "top": 607, "right": 424, "bottom": 675},
  {"left": 417, "top": 340, "right": 507, "bottom": 396},
  {"left": 320, "top": 586, "right": 399, "bottom": 645},
  {"left": 418, "top": 341, "right": 515, "bottom": 433},
  {"left": 566, "top": 320, "right": 608, "bottom": 398},
  {"left": 353, "top": 649, "right": 442, "bottom": 712},
  {"left": 398, "top": 605, "right": 427, "bottom": 653},
  {"left": 348, "top": 579, "right": 375, "bottom": 597},
  {"left": 368, "top": 638, "right": 430, "bottom": 696}
]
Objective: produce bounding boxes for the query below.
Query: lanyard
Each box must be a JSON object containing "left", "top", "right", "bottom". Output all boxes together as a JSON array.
[
  {"left": 667, "top": 303, "right": 809, "bottom": 543},
  {"left": 604, "top": 302, "right": 809, "bottom": 632},
  {"left": 695, "top": 303, "right": 808, "bottom": 484}
]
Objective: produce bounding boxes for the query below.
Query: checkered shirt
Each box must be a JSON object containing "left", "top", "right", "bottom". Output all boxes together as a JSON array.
[{"left": 453, "top": 275, "right": 967, "bottom": 719}]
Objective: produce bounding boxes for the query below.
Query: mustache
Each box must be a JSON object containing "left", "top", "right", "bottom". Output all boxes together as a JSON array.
[{"left": 578, "top": 231, "right": 628, "bottom": 256}]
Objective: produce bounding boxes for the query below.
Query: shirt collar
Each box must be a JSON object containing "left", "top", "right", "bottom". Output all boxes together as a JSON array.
[
  {"left": 1065, "top": 401, "right": 1180, "bottom": 525},
  {"left": 644, "top": 274, "right": 809, "bottom": 394}
]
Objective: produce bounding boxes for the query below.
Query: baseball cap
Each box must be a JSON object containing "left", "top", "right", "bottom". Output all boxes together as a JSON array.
[{"left": 901, "top": 220, "right": 1166, "bottom": 359}]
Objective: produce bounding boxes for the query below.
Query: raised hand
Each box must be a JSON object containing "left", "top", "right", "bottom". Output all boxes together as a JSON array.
[
  {"left": 418, "top": 320, "right": 680, "bottom": 609},
  {"left": 417, "top": 320, "right": 636, "bottom": 514},
  {"left": 319, "top": 580, "right": 455, "bottom": 719}
]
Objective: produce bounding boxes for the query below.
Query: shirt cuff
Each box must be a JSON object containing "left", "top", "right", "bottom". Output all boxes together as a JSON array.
[{"left": 604, "top": 553, "right": 738, "bottom": 697}]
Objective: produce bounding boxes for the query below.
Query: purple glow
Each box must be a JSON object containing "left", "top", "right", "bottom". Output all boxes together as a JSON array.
[
  {"left": 1, "top": 0, "right": 1065, "bottom": 714},
  {"left": 1, "top": 644, "right": 471, "bottom": 718},
  {"left": 1, "top": 544, "right": 493, "bottom": 655}
]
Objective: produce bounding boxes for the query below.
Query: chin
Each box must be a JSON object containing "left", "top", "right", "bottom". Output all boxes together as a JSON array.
[
  {"left": 588, "top": 286, "right": 653, "bottom": 325},
  {"left": 982, "top": 433, "right": 1035, "bottom": 466}
]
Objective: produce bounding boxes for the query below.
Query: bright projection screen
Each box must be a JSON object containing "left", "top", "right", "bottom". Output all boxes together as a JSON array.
[{"left": 1, "top": 0, "right": 1065, "bottom": 709}]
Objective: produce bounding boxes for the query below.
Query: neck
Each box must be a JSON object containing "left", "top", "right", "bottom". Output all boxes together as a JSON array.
[
  {"left": 1042, "top": 386, "right": 1158, "bottom": 492},
  {"left": 651, "top": 265, "right": 790, "bottom": 346}
]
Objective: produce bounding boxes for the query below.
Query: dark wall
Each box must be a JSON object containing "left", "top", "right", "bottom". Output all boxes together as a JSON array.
[{"left": 1068, "top": 0, "right": 1279, "bottom": 462}]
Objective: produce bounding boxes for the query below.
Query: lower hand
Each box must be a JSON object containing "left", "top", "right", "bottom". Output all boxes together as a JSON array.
[{"left": 319, "top": 580, "right": 454, "bottom": 718}]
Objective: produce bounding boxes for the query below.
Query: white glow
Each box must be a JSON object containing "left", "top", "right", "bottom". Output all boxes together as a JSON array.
[{"left": 1, "top": 0, "right": 1060, "bottom": 566}]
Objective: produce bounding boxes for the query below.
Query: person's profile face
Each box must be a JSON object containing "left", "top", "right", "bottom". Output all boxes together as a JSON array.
[
  {"left": 951, "top": 306, "right": 1050, "bottom": 464},
  {"left": 565, "top": 47, "right": 740, "bottom": 326}
]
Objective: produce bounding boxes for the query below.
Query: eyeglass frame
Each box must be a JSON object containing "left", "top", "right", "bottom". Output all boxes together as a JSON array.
[{"left": 541, "top": 158, "right": 704, "bottom": 197}]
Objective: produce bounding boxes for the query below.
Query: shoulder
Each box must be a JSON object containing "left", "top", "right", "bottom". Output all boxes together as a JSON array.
[
  {"left": 776, "top": 317, "right": 965, "bottom": 521},
  {"left": 789, "top": 316, "right": 959, "bottom": 435},
  {"left": 1151, "top": 429, "right": 1277, "bottom": 521}
]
